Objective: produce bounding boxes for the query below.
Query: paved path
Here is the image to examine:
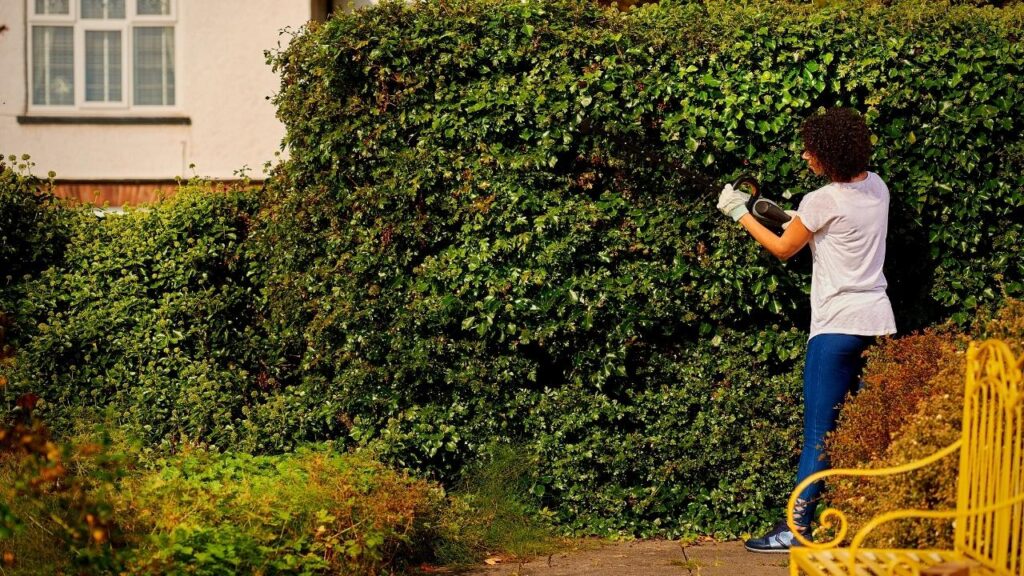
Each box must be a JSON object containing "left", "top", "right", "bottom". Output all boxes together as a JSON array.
[{"left": 463, "top": 539, "right": 790, "bottom": 576}]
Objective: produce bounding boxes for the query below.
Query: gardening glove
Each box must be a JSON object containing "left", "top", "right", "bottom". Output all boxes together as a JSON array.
[
  {"left": 717, "top": 184, "right": 750, "bottom": 221},
  {"left": 780, "top": 210, "right": 799, "bottom": 231}
]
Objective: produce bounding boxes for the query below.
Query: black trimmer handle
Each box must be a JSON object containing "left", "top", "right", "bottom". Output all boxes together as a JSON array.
[
  {"left": 732, "top": 173, "right": 792, "bottom": 230},
  {"left": 732, "top": 174, "right": 761, "bottom": 199},
  {"left": 751, "top": 198, "right": 792, "bottom": 229}
]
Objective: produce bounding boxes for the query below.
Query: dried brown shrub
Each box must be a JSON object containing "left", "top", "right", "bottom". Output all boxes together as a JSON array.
[
  {"left": 828, "top": 330, "right": 960, "bottom": 469},
  {"left": 822, "top": 300, "right": 1024, "bottom": 548}
]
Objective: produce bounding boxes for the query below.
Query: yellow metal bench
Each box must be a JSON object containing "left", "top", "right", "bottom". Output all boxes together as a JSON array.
[{"left": 786, "top": 339, "right": 1024, "bottom": 576}]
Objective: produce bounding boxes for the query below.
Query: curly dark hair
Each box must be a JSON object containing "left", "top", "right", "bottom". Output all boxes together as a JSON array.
[{"left": 800, "top": 107, "right": 873, "bottom": 183}]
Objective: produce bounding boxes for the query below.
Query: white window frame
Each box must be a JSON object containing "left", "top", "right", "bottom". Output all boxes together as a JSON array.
[
  {"left": 26, "top": 0, "right": 182, "bottom": 115},
  {"left": 79, "top": 22, "right": 128, "bottom": 109}
]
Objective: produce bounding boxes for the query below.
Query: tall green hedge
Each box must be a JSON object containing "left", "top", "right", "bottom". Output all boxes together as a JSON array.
[
  {"left": 4, "top": 0, "right": 1024, "bottom": 538},
  {"left": 256, "top": 0, "right": 1023, "bottom": 534}
]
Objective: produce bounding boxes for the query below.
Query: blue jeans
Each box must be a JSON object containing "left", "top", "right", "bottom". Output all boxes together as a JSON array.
[{"left": 795, "top": 333, "right": 872, "bottom": 511}]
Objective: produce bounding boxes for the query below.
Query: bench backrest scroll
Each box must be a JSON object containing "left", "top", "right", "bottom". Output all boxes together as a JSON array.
[{"left": 955, "top": 339, "right": 1024, "bottom": 576}]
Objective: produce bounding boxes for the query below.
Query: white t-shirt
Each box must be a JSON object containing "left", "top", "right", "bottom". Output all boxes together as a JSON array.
[{"left": 796, "top": 172, "right": 897, "bottom": 339}]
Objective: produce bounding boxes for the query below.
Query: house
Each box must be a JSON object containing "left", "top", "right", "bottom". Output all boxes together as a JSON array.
[{"left": 0, "top": 0, "right": 373, "bottom": 205}]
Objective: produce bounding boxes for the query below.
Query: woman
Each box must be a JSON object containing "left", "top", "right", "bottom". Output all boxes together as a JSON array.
[{"left": 716, "top": 107, "right": 897, "bottom": 553}]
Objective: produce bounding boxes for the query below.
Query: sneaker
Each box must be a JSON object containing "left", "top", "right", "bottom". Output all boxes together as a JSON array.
[{"left": 743, "top": 520, "right": 810, "bottom": 554}]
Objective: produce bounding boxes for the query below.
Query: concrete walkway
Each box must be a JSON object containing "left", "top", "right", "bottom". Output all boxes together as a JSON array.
[{"left": 464, "top": 539, "right": 790, "bottom": 576}]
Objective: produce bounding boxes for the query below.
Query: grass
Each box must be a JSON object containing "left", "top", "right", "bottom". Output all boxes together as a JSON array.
[
  {"left": 431, "top": 444, "right": 562, "bottom": 567},
  {"left": 0, "top": 459, "right": 68, "bottom": 575}
]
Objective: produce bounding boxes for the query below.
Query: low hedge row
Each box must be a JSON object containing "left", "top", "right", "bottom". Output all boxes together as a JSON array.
[
  {"left": 0, "top": 155, "right": 72, "bottom": 356},
  {"left": 3, "top": 183, "right": 266, "bottom": 450}
]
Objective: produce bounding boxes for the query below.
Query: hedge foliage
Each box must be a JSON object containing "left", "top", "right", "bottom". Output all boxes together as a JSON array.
[
  {"left": 827, "top": 330, "right": 958, "bottom": 465},
  {"left": 258, "top": 0, "right": 1024, "bottom": 534},
  {"left": 3, "top": 184, "right": 267, "bottom": 450},
  {"left": 0, "top": 156, "right": 68, "bottom": 286},
  {"left": 0, "top": 155, "right": 72, "bottom": 355},
  {"left": 4, "top": 0, "right": 1024, "bottom": 538}
]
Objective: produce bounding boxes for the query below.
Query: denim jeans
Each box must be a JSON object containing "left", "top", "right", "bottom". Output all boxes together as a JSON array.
[{"left": 795, "top": 333, "right": 873, "bottom": 509}]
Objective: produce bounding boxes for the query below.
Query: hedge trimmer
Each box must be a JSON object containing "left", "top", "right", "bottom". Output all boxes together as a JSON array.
[{"left": 731, "top": 173, "right": 792, "bottom": 232}]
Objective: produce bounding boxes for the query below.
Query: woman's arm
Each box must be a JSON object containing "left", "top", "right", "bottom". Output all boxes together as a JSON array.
[{"left": 738, "top": 214, "right": 812, "bottom": 261}]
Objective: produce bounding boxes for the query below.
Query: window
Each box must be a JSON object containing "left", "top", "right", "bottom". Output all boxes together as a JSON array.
[{"left": 27, "top": 0, "right": 177, "bottom": 112}]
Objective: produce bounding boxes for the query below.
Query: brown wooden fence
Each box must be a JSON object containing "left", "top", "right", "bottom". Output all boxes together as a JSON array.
[{"left": 52, "top": 180, "right": 258, "bottom": 207}]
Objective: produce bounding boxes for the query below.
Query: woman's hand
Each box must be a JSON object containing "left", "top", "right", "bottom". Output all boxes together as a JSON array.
[{"left": 717, "top": 184, "right": 750, "bottom": 221}]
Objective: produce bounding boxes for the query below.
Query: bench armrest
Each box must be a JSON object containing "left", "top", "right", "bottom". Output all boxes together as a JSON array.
[
  {"left": 835, "top": 491, "right": 1024, "bottom": 575},
  {"left": 849, "top": 490, "right": 1024, "bottom": 549},
  {"left": 786, "top": 439, "right": 963, "bottom": 549}
]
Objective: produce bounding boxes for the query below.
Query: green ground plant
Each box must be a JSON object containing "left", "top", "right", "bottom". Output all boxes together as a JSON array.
[
  {"left": 1, "top": 420, "right": 549, "bottom": 574},
  {"left": 0, "top": 418, "right": 127, "bottom": 574},
  {"left": 117, "top": 447, "right": 441, "bottom": 575}
]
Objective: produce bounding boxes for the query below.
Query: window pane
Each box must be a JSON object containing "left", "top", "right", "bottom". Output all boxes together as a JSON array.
[
  {"left": 133, "top": 27, "right": 174, "bottom": 105},
  {"left": 86, "top": 31, "right": 122, "bottom": 102},
  {"left": 31, "top": 26, "right": 74, "bottom": 106},
  {"left": 82, "top": 0, "right": 126, "bottom": 19},
  {"left": 136, "top": 0, "right": 170, "bottom": 15},
  {"left": 34, "top": 0, "right": 70, "bottom": 15}
]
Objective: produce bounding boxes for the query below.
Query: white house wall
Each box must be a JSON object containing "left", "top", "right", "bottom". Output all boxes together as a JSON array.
[{"left": 0, "top": 1, "right": 323, "bottom": 181}]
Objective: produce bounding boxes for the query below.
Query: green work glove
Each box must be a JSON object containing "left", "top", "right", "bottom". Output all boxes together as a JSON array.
[{"left": 717, "top": 184, "right": 750, "bottom": 221}]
